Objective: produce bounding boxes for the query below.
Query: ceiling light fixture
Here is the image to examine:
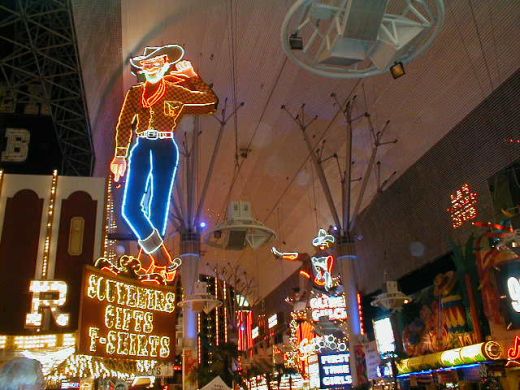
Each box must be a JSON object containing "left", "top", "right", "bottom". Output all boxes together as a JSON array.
[
  {"left": 390, "top": 62, "right": 405, "bottom": 79},
  {"left": 289, "top": 33, "right": 303, "bottom": 50}
]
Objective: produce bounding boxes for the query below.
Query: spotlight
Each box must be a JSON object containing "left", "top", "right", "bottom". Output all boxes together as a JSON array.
[
  {"left": 289, "top": 33, "right": 303, "bottom": 50},
  {"left": 390, "top": 62, "right": 405, "bottom": 79},
  {"left": 199, "top": 222, "right": 207, "bottom": 229}
]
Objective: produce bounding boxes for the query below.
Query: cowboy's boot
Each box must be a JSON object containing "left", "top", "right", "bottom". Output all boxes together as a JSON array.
[
  {"left": 164, "top": 257, "right": 182, "bottom": 282},
  {"left": 95, "top": 258, "right": 121, "bottom": 276},
  {"left": 137, "top": 229, "right": 179, "bottom": 284},
  {"left": 151, "top": 242, "right": 171, "bottom": 266},
  {"left": 150, "top": 244, "right": 183, "bottom": 283},
  {"left": 120, "top": 250, "right": 154, "bottom": 277},
  {"left": 148, "top": 245, "right": 170, "bottom": 283}
]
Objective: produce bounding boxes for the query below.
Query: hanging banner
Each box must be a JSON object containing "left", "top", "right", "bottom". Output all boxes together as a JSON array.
[
  {"left": 78, "top": 266, "right": 177, "bottom": 360},
  {"left": 364, "top": 341, "right": 382, "bottom": 380}
]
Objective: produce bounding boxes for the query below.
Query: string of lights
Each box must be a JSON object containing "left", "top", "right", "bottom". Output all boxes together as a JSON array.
[
  {"left": 41, "top": 170, "right": 58, "bottom": 279},
  {"left": 46, "top": 354, "right": 159, "bottom": 382},
  {"left": 215, "top": 279, "right": 219, "bottom": 346},
  {"left": 223, "top": 281, "right": 228, "bottom": 343},
  {"left": 103, "top": 175, "right": 118, "bottom": 263}
]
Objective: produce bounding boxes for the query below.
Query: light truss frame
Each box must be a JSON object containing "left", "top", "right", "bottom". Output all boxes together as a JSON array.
[
  {"left": 281, "top": 0, "right": 445, "bottom": 79},
  {"left": 0, "top": 0, "right": 94, "bottom": 175}
]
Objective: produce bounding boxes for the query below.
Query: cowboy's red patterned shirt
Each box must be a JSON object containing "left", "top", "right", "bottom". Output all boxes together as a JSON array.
[{"left": 115, "top": 76, "right": 218, "bottom": 157}]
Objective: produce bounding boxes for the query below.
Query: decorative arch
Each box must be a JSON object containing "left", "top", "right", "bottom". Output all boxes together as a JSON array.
[
  {"left": 0, "top": 189, "right": 43, "bottom": 333},
  {"left": 53, "top": 190, "right": 97, "bottom": 330}
]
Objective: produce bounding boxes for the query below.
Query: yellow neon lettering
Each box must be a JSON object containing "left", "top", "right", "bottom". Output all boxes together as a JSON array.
[
  {"left": 106, "top": 330, "right": 117, "bottom": 354},
  {"left": 89, "top": 327, "right": 100, "bottom": 352},
  {"left": 117, "top": 332, "right": 129, "bottom": 355},
  {"left": 137, "top": 334, "right": 149, "bottom": 357},
  {"left": 160, "top": 336, "right": 170, "bottom": 358},
  {"left": 115, "top": 306, "right": 124, "bottom": 329},
  {"left": 137, "top": 288, "right": 147, "bottom": 309},
  {"left": 96, "top": 276, "right": 105, "bottom": 301},
  {"left": 126, "top": 285, "right": 137, "bottom": 307},
  {"left": 104, "top": 305, "right": 115, "bottom": 328},
  {"left": 147, "top": 289, "right": 155, "bottom": 310},
  {"left": 133, "top": 310, "right": 144, "bottom": 332},
  {"left": 129, "top": 333, "right": 138, "bottom": 356},
  {"left": 87, "top": 275, "right": 97, "bottom": 299},
  {"left": 165, "top": 292, "right": 176, "bottom": 313},
  {"left": 122, "top": 307, "right": 132, "bottom": 331},
  {"left": 149, "top": 335, "right": 160, "bottom": 357},
  {"left": 143, "top": 312, "right": 154, "bottom": 333},
  {"left": 116, "top": 282, "right": 126, "bottom": 305},
  {"left": 155, "top": 290, "right": 165, "bottom": 312},
  {"left": 106, "top": 280, "right": 116, "bottom": 303}
]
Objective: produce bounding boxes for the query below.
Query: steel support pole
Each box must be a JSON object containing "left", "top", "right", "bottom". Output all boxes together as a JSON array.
[
  {"left": 337, "top": 238, "right": 361, "bottom": 387},
  {"left": 342, "top": 101, "right": 353, "bottom": 237},
  {"left": 180, "top": 231, "right": 200, "bottom": 390},
  {"left": 180, "top": 115, "right": 200, "bottom": 389},
  {"left": 300, "top": 125, "right": 341, "bottom": 228}
]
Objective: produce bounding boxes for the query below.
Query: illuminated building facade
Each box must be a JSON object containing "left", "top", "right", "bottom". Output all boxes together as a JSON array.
[
  {"left": 0, "top": 172, "right": 183, "bottom": 386},
  {"left": 196, "top": 275, "right": 234, "bottom": 365},
  {"left": 0, "top": 172, "right": 106, "bottom": 334}
]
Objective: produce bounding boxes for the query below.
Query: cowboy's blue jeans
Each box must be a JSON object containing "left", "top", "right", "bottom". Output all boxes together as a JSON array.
[{"left": 122, "top": 137, "right": 179, "bottom": 241}]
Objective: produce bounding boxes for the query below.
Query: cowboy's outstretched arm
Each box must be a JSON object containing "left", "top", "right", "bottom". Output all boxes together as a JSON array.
[
  {"left": 111, "top": 88, "right": 138, "bottom": 181},
  {"left": 271, "top": 247, "right": 301, "bottom": 261},
  {"left": 114, "top": 88, "right": 138, "bottom": 158}
]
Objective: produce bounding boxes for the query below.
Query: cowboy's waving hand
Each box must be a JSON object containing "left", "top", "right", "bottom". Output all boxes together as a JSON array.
[{"left": 173, "top": 60, "right": 197, "bottom": 78}]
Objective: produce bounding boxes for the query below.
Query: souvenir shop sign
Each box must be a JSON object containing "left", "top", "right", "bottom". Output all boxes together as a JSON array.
[
  {"left": 318, "top": 352, "right": 352, "bottom": 388},
  {"left": 310, "top": 293, "right": 347, "bottom": 322},
  {"left": 78, "top": 266, "right": 177, "bottom": 360}
]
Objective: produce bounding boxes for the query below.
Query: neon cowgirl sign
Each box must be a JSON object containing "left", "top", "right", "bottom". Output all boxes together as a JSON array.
[
  {"left": 106, "top": 45, "right": 217, "bottom": 284},
  {"left": 272, "top": 229, "right": 338, "bottom": 291}
]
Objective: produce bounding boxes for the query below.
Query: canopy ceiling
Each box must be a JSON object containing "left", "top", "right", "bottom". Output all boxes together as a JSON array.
[{"left": 76, "top": 0, "right": 519, "bottom": 299}]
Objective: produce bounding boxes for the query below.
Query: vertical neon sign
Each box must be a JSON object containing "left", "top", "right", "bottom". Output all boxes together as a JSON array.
[{"left": 110, "top": 45, "right": 218, "bottom": 284}]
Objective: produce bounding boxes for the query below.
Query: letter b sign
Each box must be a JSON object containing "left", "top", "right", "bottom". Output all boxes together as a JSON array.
[{"left": 1, "top": 128, "right": 30, "bottom": 162}]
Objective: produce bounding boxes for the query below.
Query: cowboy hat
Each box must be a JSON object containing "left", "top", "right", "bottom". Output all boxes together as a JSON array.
[
  {"left": 130, "top": 44, "right": 185, "bottom": 70},
  {"left": 312, "top": 229, "right": 335, "bottom": 247}
]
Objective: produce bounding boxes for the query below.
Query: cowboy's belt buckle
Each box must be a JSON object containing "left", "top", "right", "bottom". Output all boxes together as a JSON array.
[
  {"left": 164, "top": 100, "right": 182, "bottom": 117},
  {"left": 146, "top": 129, "right": 158, "bottom": 139}
]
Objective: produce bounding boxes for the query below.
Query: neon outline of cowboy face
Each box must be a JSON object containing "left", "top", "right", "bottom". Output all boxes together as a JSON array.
[{"left": 140, "top": 55, "right": 170, "bottom": 83}]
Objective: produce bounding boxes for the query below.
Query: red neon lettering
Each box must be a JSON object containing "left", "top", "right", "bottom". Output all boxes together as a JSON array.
[{"left": 508, "top": 336, "right": 520, "bottom": 360}]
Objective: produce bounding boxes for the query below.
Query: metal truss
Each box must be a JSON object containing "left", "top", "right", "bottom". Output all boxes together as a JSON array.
[
  {"left": 281, "top": 0, "right": 445, "bottom": 79},
  {"left": 0, "top": 0, "right": 94, "bottom": 175}
]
